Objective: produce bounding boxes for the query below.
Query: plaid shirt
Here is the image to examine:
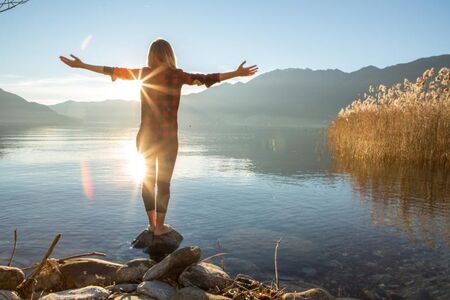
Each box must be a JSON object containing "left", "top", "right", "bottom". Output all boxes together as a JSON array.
[{"left": 105, "top": 66, "right": 220, "bottom": 140}]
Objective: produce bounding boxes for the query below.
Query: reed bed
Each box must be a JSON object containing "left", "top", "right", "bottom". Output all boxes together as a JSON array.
[{"left": 328, "top": 67, "right": 450, "bottom": 168}]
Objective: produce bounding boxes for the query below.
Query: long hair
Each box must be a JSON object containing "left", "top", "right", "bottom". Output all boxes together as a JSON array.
[{"left": 147, "top": 38, "right": 177, "bottom": 69}]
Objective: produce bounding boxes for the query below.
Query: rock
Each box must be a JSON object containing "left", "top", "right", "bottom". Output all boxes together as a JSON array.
[
  {"left": 143, "top": 246, "right": 201, "bottom": 281},
  {"left": 126, "top": 258, "right": 157, "bottom": 269},
  {"left": 58, "top": 258, "right": 124, "bottom": 288},
  {"left": 107, "top": 283, "right": 139, "bottom": 293},
  {"left": 0, "top": 290, "right": 21, "bottom": 300},
  {"left": 282, "top": 288, "right": 335, "bottom": 300},
  {"left": 170, "top": 287, "right": 231, "bottom": 300},
  {"left": 33, "top": 258, "right": 65, "bottom": 292},
  {"left": 111, "top": 295, "right": 154, "bottom": 300},
  {"left": 137, "top": 281, "right": 176, "bottom": 300},
  {"left": 41, "top": 285, "right": 110, "bottom": 300},
  {"left": 0, "top": 266, "right": 25, "bottom": 290},
  {"left": 115, "top": 258, "right": 156, "bottom": 283},
  {"left": 178, "top": 262, "right": 231, "bottom": 290},
  {"left": 132, "top": 228, "right": 183, "bottom": 259}
]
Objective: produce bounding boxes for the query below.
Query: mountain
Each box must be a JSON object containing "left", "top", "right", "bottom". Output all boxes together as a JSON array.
[
  {"left": 180, "top": 54, "right": 450, "bottom": 126},
  {"left": 13, "top": 54, "right": 450, "bottom": 128},
  {"left": 0, "top": 88, "right": 76, "bottom": 126},
  {"left": 50, "top": 99, "right": 140, "bottom": 125}
]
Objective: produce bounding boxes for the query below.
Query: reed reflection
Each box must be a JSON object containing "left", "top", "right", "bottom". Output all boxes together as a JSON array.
[{"left": 334, "top": 158, "right": 450, "bottom": 248}]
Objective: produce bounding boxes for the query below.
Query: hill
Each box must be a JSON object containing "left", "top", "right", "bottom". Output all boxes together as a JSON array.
[
  {"left": 181, "top": 54, "right": 450, "bottom": 126},
  {"left": 50, "top": 99, "right": 141, "bottom": 125},
  {"left": 9, "top": 54, "right": 450, "bottom": 128},
  {"left": 0, "top": 88, "right": 76, "bottom": 126}
]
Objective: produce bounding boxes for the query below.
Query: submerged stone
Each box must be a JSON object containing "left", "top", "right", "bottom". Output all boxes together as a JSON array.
[{"left": 131, "top": 228, "right": 183, "bottom": 260}]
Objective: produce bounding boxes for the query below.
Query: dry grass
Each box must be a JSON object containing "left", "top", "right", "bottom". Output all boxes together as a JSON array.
[{"left": 328, "top": 67, "right": 450, "bottom": 168}]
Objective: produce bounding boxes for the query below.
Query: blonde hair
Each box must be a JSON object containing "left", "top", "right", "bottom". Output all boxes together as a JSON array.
[{"left": 147, "top": 38, "right": 177, "bottom": 69}]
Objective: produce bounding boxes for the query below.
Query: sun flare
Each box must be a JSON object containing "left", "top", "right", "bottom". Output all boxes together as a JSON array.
[
  {"left": 123, "top": 143, "right": 146, "bottom": 182},
  {"left": 112, "top": 80, "right": 142, "bottom": 101}
]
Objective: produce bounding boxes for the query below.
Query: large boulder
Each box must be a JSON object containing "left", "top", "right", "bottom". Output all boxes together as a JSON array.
[
  {"left": 143, "top": 246, "right": 201, "bottom": 281},
  {"left": 178, "top": 262, "right": 231, "bottom": 290},
  {"left": 282, "top": 288, "right": 335, "bottom": 300},
  {"left": 170, "top": 287, "right": 232, "bottom": 300},
  {"left": 114, "top": 258, "right": 156, "bottom": 283},
  {"left": 137, "top": 281, "right": 176, "bottom": 300},
  {"left": 41, "top": 285, "right": 110, "bottom": 300},
  {"left": 0, "top": 290, "right": 21, "bottom": 300},
  {"left": 0, "top": 266, "right": 25, "bottom": 290},
  {"left": 132, "top": 228, "right": 183, "bottom": 260},
  {"left": 58, "top": 258, "right": 124, "bottom": 288}
]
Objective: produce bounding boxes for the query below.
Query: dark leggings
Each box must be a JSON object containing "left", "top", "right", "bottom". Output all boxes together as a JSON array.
[{"left": 140, "top": 137, "right": 178, "bottom": 214}]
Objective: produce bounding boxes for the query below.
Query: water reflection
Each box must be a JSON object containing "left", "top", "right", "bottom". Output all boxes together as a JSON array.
[
  {"left": 181, "top": 127, "right": 331, "bottom": 176},
  {"left": 333, "top": 158, "right": 450, "bottom": 248},
  {"left": 1, "top": 125, "right": 450, "bottom": 298}
]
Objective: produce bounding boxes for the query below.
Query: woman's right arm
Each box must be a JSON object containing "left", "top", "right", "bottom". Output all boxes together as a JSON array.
[{"left": 59, "top": 54, "right": 142, "bottom": 81}]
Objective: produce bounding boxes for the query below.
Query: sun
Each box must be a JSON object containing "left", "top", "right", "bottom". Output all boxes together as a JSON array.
[
  {"left": 112, "top": 80, "right": 142, "bottom": 101},
  {"left": 123, "top": 142, "right": 146, "bottom": 182}
]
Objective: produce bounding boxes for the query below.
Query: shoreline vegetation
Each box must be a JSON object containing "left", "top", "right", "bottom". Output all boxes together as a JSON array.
[
  {"left": 328, "top": 67, "right": 450, "bottom": 168},
  {"left": 0, "top": 231, "right": 340, "bottom": 300}
]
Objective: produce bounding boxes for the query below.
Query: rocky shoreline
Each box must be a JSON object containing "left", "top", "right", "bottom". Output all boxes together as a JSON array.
[{"left": 0, "top": 229, "right": 353, "bottom": 300}]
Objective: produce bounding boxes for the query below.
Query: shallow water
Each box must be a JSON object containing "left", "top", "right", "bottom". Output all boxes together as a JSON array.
[{"left": 0, "top": 126, "right": 449, "bottom": 298}]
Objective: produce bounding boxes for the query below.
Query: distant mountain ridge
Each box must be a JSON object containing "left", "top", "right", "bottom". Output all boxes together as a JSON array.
[
  {"left": 180, "top": 54, "right": 450, "bottom": 126},
  {"left": 0, "top": 88, "right": 75, "bottom": 126},
  {"left": 2, "top": 54, "right": 449, "bottom": 127},
  {"left": 50, "top": 99, "right": 140, "bottom": 125}
]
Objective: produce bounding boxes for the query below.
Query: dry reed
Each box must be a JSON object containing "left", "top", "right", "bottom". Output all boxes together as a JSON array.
[{"left": 328, "top": 67, "right": 450, "bottom": 168}]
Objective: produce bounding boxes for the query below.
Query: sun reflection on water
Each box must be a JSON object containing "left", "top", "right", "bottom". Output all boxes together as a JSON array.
[{"left": 123, "top": 143, "right": 146, "bottom": 182}]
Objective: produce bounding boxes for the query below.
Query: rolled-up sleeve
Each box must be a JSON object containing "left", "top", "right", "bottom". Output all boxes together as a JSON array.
[
  {"left": 104, "top": 67, "right": 142, "bottom": 81},
  {"left": 182, "top": 72, "right": 221, "bottom": 88}
]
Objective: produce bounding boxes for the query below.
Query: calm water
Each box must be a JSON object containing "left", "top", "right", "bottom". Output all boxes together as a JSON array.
[{"left": 0, "top": 126, "right": 449, "bottom": 298}]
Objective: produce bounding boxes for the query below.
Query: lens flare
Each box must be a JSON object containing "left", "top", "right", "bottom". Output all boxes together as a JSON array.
[
  {"left": 81, "top": 34, "right": 93, "bottom": 50},
  {"left": 80, "top": 159, "right": 93, "bottom": 200}
]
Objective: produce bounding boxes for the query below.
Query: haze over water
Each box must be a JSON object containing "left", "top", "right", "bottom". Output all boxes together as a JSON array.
[{"left": 0, "top": 125, "right": 449, "bottom": 297}]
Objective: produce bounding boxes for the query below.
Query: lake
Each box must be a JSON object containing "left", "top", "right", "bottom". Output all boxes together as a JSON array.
[{"left": 0, "top": 126, "right": 449, "bottom": 298}]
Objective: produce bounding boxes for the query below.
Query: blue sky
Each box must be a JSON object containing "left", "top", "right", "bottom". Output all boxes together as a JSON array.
[{"left": 0, "top": 0, "right": 449, "bottom": 104}]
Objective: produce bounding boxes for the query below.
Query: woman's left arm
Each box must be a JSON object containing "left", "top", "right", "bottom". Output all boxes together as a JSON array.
[
  {"left": 183, "top": 61, "right": 258, "bottom": 88},
  {"left": 59, "top": 54, "right": 142, "bottom": 81},
  {"left": 219, "top": 61, "right": 258, "bottom": 81}
]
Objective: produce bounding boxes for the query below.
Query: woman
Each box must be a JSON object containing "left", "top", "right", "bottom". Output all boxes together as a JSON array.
[{"left": 60, "top": 38, "right": 258, "bottom": 236}]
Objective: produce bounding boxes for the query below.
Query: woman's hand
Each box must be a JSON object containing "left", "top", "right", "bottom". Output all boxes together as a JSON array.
[
  {"left": 59, "top": 54, "right": 85, "bottom": 68},
  {"left": 235, "top": 61, "right": 258, "bottom": 77}
]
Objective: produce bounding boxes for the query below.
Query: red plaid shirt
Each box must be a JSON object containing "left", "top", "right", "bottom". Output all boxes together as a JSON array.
[{"left": 106, "top": 66, "right": 220, "bottom": 140}]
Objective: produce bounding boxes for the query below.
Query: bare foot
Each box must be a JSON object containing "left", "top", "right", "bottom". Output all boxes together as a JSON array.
[
  {"left": 147, "top": 224, "right": 155, "bottom": 232},
  {"left": 153, "top": 224, "right": 173, "bottom": 236}
]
